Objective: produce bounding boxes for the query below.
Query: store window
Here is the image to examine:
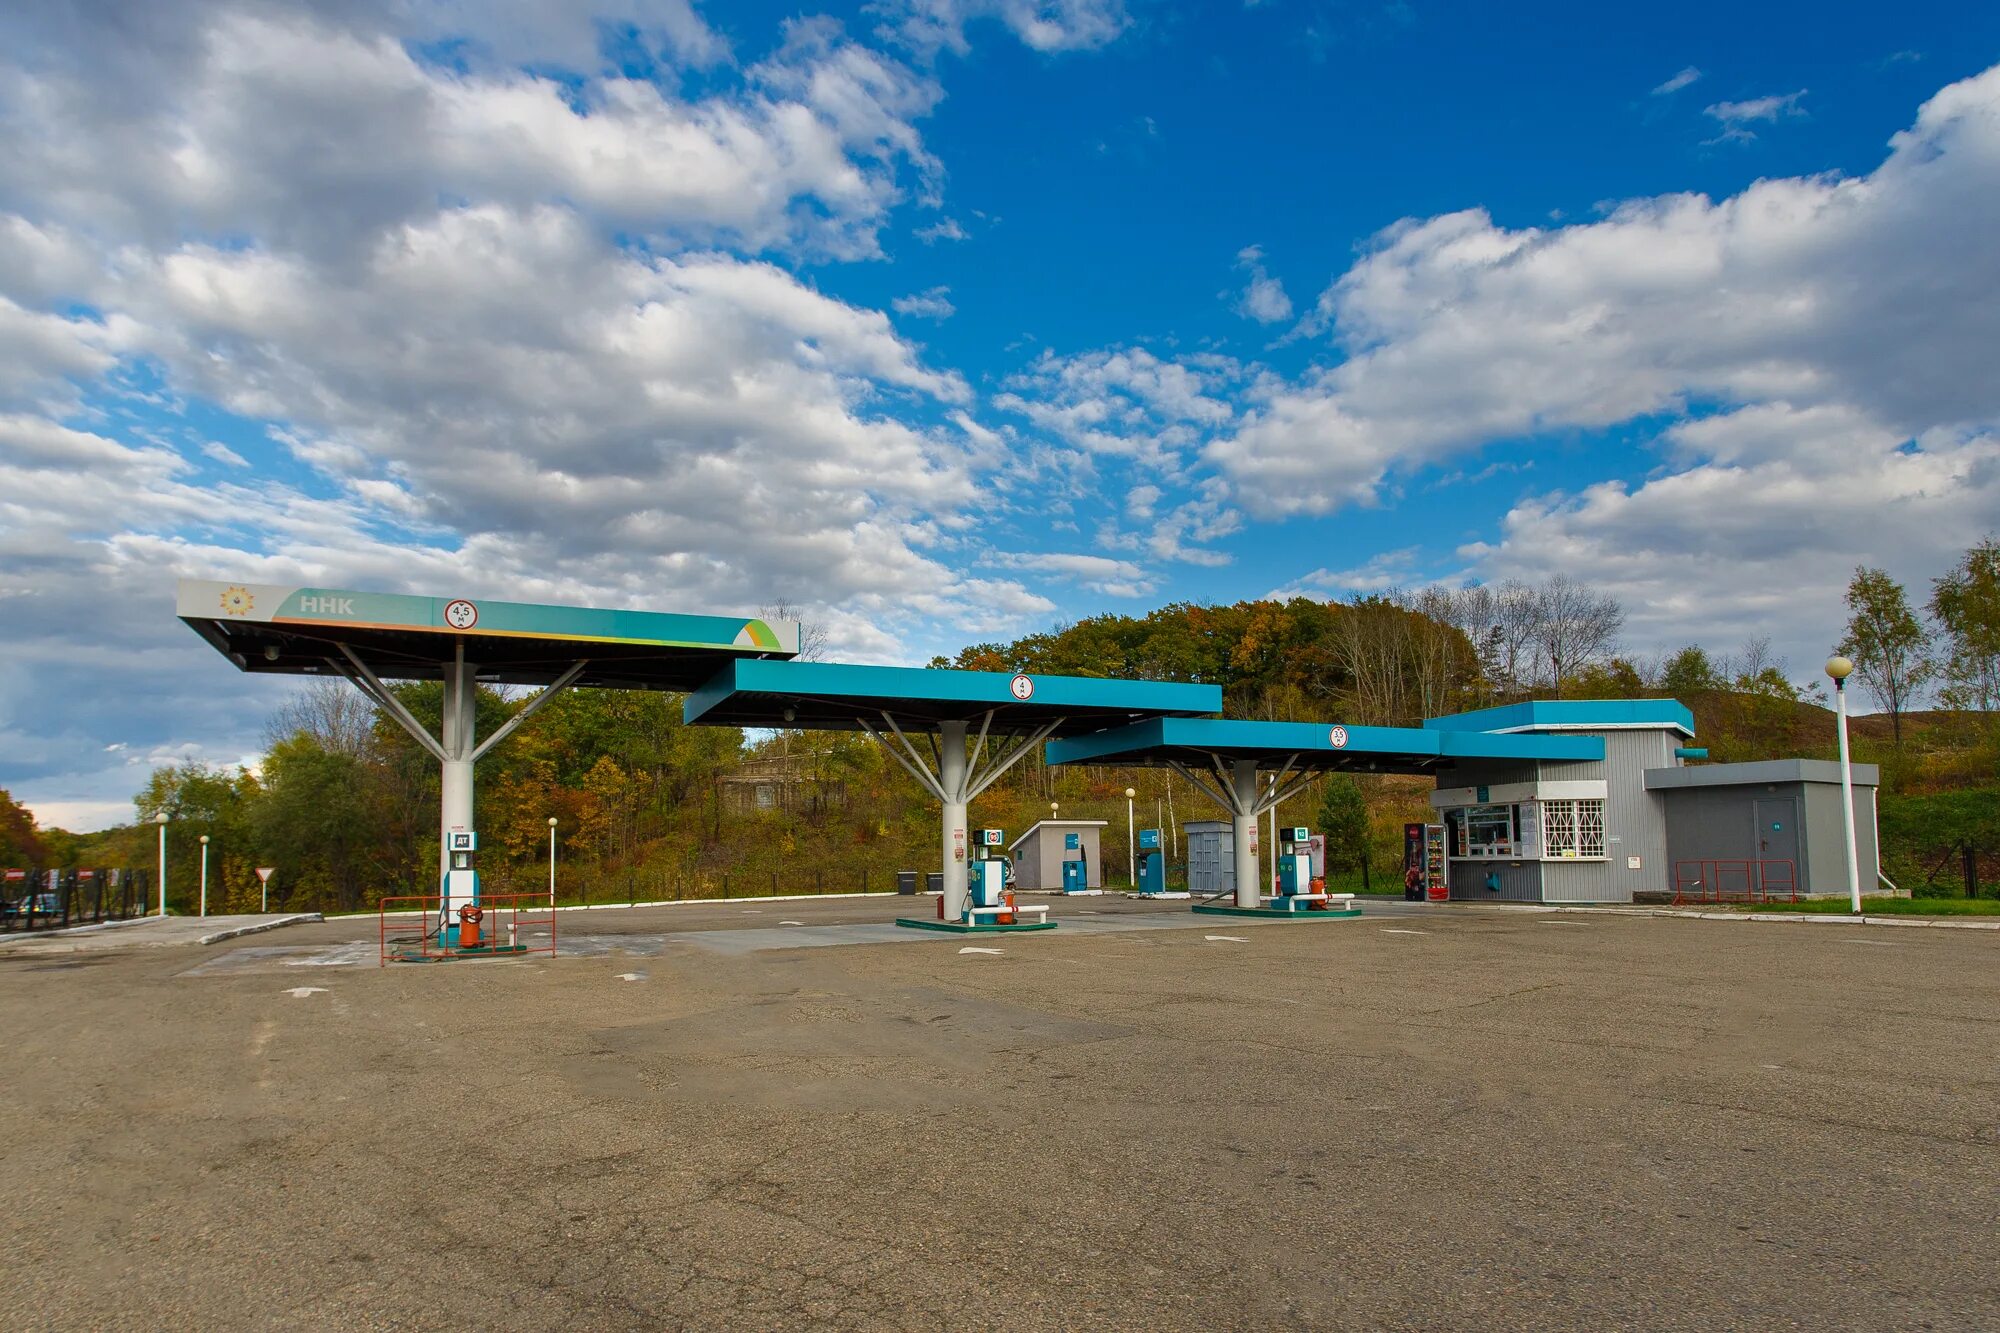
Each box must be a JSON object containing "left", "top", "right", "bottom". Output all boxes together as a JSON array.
[
  {"left": 1452, "top": 803, "right": 1518, "bottom": 858},
  {"left": 1541, "top": 799, "right": 1607, "bottom": 858}
]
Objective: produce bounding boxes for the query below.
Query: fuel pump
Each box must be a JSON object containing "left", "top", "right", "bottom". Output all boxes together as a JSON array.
[
  {"left": 1275, "top": 826, "right": 1314, "bottom": 901},
  {"left": 968, "top": 828, "right": 1011, "bottom": 918},
  {"left": 1136, "top": 827, "right": 1166, "bottom": 896},
  {"left": 443, "top": 830, "right": 479, "bottom": 946}
]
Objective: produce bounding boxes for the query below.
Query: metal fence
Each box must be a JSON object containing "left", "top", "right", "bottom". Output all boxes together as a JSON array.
[
  {"left": 1, "top": 867, "right": 152, "bottom": 933},
  {"left": 1671, "top": 859, "right": 1798, "bottom": 906}
]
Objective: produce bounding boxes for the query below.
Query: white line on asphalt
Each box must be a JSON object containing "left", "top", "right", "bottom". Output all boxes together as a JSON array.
[
  {"left": 779, "top": 920, "right": 805, "bottom": 926},
  {"left": 283, "top": 986, "right": 326, "bottom": 998},
  {"left": 1837, "top": 939, "right": 1900, "bottom": 945},
  {"left": 1538, "top": 921, "right": 1589, "bottom": 926},
  {"left": 1204, "top": 935, "right": 1248, "bottom": 943},
  {"left": 615, "top": 972, "right": 646, "bottom": 981},
  {"left": 1379, "top": 928, "right": 1428, "bottom": 935},
  {"left": 958, "top": 946, "right": 1004, "bottom": 955}
]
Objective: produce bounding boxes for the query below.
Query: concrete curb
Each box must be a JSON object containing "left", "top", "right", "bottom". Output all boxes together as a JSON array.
[
  {"left": 1533, "top": 904, "right": 2000, "bottom": 931},
  {"left": 0, "top": 914, "right": 161, "bottom": 945},
  {"left": 362, "top": 890, "right": 900, "bottom": 920},
  {"left": 197, "top": 913, "right": 324, "bottom": 945}
]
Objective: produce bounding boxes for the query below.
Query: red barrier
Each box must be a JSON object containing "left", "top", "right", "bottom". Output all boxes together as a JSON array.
[
  {"left": 1671, "top": 859, "right": 1798, "bottom": 906},
  {"left": 379, "top": 892, "right": 558, "bottom": 965}
]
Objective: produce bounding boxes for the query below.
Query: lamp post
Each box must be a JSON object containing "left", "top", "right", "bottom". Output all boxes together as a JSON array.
[
  {"left": 154, "top": 812, "right": 169, "bottom": 917},
  {"left": 1125, "top": 787, "right": 1136, "bottom": 887},
  {"left": 1826, "top": 656, "right": 1862, "bottom": 914},
  {"left": 199, "top": 834, "right": 210, "bottom": 918},
  {"left": 547, "top": 816, "right": 558, "bottom": 906}
]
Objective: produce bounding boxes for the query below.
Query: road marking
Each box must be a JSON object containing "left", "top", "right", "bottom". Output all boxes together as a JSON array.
[
  {"left": 1379, "top": 928, "right": 1428, "bottom": 935},
  {"left": 779, "top": 920, "right": 805, "bottom": 926},
  {"left": 282, "top": 986, "right": 326, "bottom": 998},
  {"left": 741, "top": 909, "right": 763, "bottom": 914},
  {"left": 1838, "top": 938, "right": 1900, "bottom": 946},
  {"left": 958, "top": 946, "right": 1004, "bottom": 955},
  {"left": 615, "top": 972, "right": 646, "bottom": 981},
  {"left": 1539, "top": 920, "right": 1589, "bottom": 926},
  {"left": 1204, "top": 934, "right": 1248, "bottom": 943}
]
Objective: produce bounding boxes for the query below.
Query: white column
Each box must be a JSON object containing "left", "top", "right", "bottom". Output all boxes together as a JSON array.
[
  {"left": 939, "top": 719, "right": 969, "bottom": 922},
  {"left": 1232, "top": 759, "right": 1261, "bottom": 909},
  {"left": 1835, "top": 677, "right": 1861, "bottom": 913},
  {"left": 439, "top": 652, "right": 477, "bottom": 920}
]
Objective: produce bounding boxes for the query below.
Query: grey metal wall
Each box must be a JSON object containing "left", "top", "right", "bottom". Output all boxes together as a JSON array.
[
  {"left": 1447, "top": 858, "right": 1543, "bottom": 902},
  {"left": 1662, "top": 781, "right": 1878, "bottom": 897},
  {"left": 1802, "top": 782, "right": 1881, "bottom": 895},
  {"left": 1534, "top": 730, "right": 1677, "bottom": 903},
  {"left": 1011, "top": 824, "right": 1103, "bottom": 891}
]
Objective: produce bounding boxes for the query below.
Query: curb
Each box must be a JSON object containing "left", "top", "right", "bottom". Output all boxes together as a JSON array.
[
  {"left": 1537, "top": 904, "right": 2000, "bottom": 931},
  {"left": 197, "top": 913, "right": 324, "bottom": 945},
  {"left": 362, "top": 890, "right": 900, "bottom": 920}
]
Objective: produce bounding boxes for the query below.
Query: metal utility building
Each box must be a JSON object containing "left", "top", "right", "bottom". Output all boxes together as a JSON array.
[
  {"left": 683, "top": 659, "right": 1218, "bottom": 924},
  {"left": 1007, "top": 820, "right": 1107, "bottom": 891},
  {"left": 1647, "top": 760, "right": 1881, "bottom": 897},
  {"left": 177, "top": 579, "right": 797, "bottom": 922}
]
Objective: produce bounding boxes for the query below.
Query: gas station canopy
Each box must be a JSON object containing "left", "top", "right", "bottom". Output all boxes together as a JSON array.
[
  {"left": 1046, "top": 716, "right": 1605, "bottom": 773},
  {"left": 683, "top": 659, "right": 1220, "bottom": 734},
  {"left": 177, "top": 580, "right": 798, "bottom": 689}
]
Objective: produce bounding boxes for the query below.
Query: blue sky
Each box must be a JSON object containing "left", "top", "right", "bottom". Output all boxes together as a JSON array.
[{"left": 2, "top": 0, "right": 1998, "bottom": 828}]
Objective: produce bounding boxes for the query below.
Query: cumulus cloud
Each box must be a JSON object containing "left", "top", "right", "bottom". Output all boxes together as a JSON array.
[
  {"left": 1216, "top": 65, "right": 2000, "bottom": 520},
  {"left": 990, "top": 550, "right": 1152, "bottom": 596},
  {"left": 1233, "top": 244, "right": 1294, "bottom": 323},
  {"left": 893, "top": 284, "right": 957, "bottom": 319}
]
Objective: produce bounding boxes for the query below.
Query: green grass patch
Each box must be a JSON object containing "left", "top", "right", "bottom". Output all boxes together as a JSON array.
[{"left": 1721, "top": 895, "right": 2000, "bottom": 917}]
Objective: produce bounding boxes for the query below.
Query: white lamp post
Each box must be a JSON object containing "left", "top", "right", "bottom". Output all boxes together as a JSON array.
[
  {"left": 1125, "top": 788, "right": 1136, "bottom": 887},
  {"left": 1825, "top": 656, "right": 1862, "bottom": 914},
  {"left": 198, "top": 834, "right": 210, "bottom": 918},
  {"left": 154, "top": 812, "right": 169, "bottom": 917},
  {"left": 547, "top": 816, "right": 559, "bottom": 906}
]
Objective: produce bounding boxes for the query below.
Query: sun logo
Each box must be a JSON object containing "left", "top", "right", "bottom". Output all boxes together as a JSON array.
[{"left": 220, "top": 586, "right": 255, "bottom": 616}]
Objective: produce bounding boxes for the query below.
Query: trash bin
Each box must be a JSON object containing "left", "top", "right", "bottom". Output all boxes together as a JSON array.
[
  {"left": 926, "top": 871, "right": 943, "bottom": 894},
  {"left": 896, "top": 870, "right": 919, "bottom": 895}
]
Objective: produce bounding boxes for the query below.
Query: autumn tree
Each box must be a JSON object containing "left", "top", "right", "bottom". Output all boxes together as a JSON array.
[
  {"left": 1929, "top": 539, "right": 2000, "bottom": 716},
  {"left": 0, "top": 789, "right": 46, "bottom": 867},
  {"left": 1839, "top": 566, "right": 1934, "bottom": 750}
]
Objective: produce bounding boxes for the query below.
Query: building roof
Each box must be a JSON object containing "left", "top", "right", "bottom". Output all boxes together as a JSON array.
[
  {"left": 1045, "top": 716, "right": 1603, "bottom": 774},
  {"left": 1644, "top": 759, "right": 1880, "bottom": 790},
  {"left": 177, "top": 578, "right": 796, "bottom": 689},
  {"left": 1424, "top": 698, "right": 1696, "bottom": 739},
  {"left": 682, "top": 659, "right": 1221, "bottom": 736},
  {"left": 1006, "top": 819, "right": 1109, "bottom": 853}
]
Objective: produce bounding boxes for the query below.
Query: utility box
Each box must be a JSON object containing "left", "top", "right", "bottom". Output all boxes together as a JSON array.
[
  {"left": 1645, "top": 760, "right": 1881, "bottom": 896},
  {"left": 1007, "top": 820, "right": 1107, "bottom": 891},
  {"left": 1185, "top": 820, "right": 1235, "bottom": 897}
]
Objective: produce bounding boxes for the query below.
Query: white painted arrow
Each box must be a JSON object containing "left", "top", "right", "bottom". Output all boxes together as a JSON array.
[
  {"left": 958, "top": 946, "right": 1004, "bottom": 955},
  {"left": 1204, "top": 934, "right": 1248, "bottom": 943},
  {"left": 283, "top": 986, "right": 326, "bottom": 998}
]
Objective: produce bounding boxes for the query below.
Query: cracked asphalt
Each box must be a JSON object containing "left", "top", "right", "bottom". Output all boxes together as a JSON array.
[{"left": 2, "top": 896, "right": 1995, "bottom": 1331}]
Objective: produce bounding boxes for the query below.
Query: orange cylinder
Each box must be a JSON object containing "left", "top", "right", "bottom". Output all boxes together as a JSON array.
[{"left": 458, "top": 904, "right": 483, "bottom": 948}]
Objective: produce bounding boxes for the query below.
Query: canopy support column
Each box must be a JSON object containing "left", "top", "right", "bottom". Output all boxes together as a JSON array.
[
  {"left": 939, "top": 720, "right": 970, "bottom": 922},
  {"left": 1231, "top": 759, "right": 1261, "bottom": 909}
]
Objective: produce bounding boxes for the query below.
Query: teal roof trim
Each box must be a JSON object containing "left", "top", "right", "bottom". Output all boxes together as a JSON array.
[
  {"left": 683, "top": 659, "right": 1220, "bottom": 734},
  {"left": 1423, "top": 698, "right": 1695, "bottom": 739},
  {"left": 1046, "top": 716, "right": 1602, "bottom": 771}
]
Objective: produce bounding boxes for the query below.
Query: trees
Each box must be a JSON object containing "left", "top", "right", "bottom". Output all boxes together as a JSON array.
[
  {"left": 1659, "top": 646, "right": 1720, "bottom": 699},
  {"left": 1839, "top": 567, "right": 1934, "bottom": 750},
  {"left": 1534, "top": 575, "right": 1624, "bottom": 697},
  {"left": 1315, "top": 775, "right": 1372, "bottom": 888},
  {"left": 0, "top": 789, "right": 46, "bottom": 866},
  {"left": 1929, "top": 539, "right": 2000, "bottom": 716}
]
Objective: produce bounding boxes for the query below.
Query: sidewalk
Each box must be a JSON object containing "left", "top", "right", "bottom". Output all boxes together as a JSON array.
[{"left": 0, "top": 913, "right": 323, "bottom": 955}]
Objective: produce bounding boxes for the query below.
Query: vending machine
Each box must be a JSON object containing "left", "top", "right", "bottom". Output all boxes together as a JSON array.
[{"left": 1403, "top": 822, "right": 1448, "bottom": 902}]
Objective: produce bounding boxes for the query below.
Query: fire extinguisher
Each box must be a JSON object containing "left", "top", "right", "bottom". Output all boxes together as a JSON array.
[{"left": 458, "top": 903, "right": 484, "bottom": 948}]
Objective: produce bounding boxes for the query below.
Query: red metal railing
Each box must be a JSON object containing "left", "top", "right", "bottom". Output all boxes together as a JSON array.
[
  {"left": 1671, "top": 859, "right": 1798, "bottom": 906},
  {"left": 378, "top": 892, "right": 558, "bottom": 965}
]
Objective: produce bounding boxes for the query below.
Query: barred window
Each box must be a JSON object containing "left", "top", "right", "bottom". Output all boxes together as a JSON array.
[{"left": 1541, "top": 799, "right": 1607, "bottom": 859}]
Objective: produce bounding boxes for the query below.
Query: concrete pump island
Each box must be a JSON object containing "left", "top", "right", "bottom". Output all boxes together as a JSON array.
[{"left": 6, "top": 577, "right": 1988, "bottom": 1331}]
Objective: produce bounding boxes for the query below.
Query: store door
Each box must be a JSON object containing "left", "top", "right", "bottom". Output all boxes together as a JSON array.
[{"left": 1753, "top": 798, "right": 1798, "bottom": 890}]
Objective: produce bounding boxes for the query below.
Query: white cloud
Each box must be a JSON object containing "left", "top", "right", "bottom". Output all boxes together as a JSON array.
[
  {"left": 1233, "top": 244, "right": 1294, "bottom": 323},
  {"left": 201, "top": 441, "right": 251, "bottom": 467},
  {"left": 1216, "top": 64, "right": 2000, "bottom": 520},
  {"left": 1652, "top": 67, "right": 1702, "bottom": 96},
  {"left": 915, "top": 216, "right": 970, "bottom": 243},
  {"left": 893, "top": 284, "right": 957, "bottom": 319},
  {"left": 877, "top": 0, "right": 1130, "bottom": 56},
  {"left": 1702, "top": 90, "right": 1807, "bottom": 142},
  {"left": 991, "top": 550, "right": 1150, "bottom": 596}
]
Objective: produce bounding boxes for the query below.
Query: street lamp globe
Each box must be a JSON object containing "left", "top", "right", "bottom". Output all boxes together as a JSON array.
[
  {"left": 155, "top": 812, "right": 169, "bottom": 825},
  {"left": 548, "top": 816, "right": 558, "bottom": 827},
  {"left": 1125, "top": 787, "right": 1135, "bottom": 799},
  {"left": 1825, "top": 656, "right": 1854, "bottom": 681},
  {"left": 200, "top": 834, "right": 209, "bottom": 845}
]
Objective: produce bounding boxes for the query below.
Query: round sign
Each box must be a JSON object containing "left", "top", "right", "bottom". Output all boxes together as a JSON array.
[
  {"left": 443, "top": 599, "right": 479, "bottom": 630},
  {"left": 1328, "top": 725, "right": 1349, "bottom": 748},
  {"left": 1009, "top": 673, "right": 1035, "bottom": 701}
]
